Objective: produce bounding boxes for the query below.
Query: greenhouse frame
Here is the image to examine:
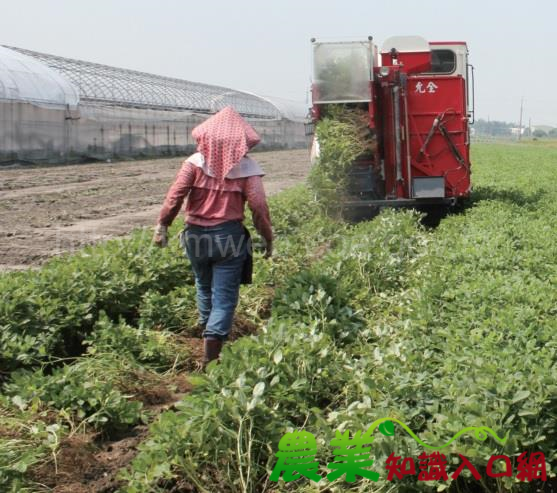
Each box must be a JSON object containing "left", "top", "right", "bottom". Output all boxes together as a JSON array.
[{"left": 0, "top": 45, "right": 307, "bottom": 164}]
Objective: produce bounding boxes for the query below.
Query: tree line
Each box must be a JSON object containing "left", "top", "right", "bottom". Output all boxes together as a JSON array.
[{"left": 473, "top": 119, "right": 557, "bottom": 138}]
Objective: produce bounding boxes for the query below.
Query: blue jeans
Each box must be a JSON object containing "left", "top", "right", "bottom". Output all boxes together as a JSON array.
[{"left": 183, "top": 221, "right": 248, "bottom": 340}]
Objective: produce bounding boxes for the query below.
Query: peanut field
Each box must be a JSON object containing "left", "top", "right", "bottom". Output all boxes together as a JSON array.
[{"left": 0, "top": 142, "right": 556, "bottom": 492}]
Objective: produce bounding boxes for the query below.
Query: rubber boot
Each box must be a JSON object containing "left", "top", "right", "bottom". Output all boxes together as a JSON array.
[{"left": 202, "top": 337, "right": 223, "bottom": 370}]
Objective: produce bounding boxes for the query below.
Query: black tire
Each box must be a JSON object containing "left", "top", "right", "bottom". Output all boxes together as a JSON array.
[
  {"left": 417, "top": 205, "right": 448, "bottom": 228},
  {"left": 341, "top": 204, "right": 381, "bottom": 223}
]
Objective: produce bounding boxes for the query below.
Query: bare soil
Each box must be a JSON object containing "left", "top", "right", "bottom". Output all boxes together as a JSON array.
[
  {"left": 0, "top": 149, "right": 311, "bottom": 271},
  {"left": 0, "top": 150, "right": 301, "bottom": 490},
  {"left": 25, "top": 318, "right": 256, "bottom": 493}
]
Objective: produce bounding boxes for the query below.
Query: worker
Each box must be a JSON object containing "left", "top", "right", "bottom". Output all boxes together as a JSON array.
[{"left": 153, "top": 106, "right": 273, "bottom": 369}]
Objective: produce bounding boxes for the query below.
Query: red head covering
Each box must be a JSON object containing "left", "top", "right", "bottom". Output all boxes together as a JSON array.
[{"left": 191, "top": 106, "right": 261, "bottom": 181}]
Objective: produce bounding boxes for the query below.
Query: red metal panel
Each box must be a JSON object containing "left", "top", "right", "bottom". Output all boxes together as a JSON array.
[
  {"left": 381, "top": 51, "right": 432, "bottom": 74},
  {"left": 406, "top": 75, "right": 471, "bottom": 197}
]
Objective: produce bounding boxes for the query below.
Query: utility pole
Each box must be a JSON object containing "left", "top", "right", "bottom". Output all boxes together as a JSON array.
[
  {"left": 528, "top": 118, "right": 532, "bottom": 139},
  {"left": 518, "top": 97, "right": 524, "bottom": 141}
]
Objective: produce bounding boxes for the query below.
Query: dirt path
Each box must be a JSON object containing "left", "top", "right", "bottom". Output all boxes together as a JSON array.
[
  {"left": 0, "top": 149, "right": 311, "bottom": 270},
  {"left": 25, "top": 317, "right": 258, "bottom": 493}
]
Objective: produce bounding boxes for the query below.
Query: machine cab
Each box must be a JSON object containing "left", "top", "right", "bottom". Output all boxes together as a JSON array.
[{"left": 427, "top": 42, "right": 474, "bottom": 123}]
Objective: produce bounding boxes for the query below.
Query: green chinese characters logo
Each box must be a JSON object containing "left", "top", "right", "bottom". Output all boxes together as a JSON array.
[{"left": 270, "top": 418, "right": 509, "bottom": 484}]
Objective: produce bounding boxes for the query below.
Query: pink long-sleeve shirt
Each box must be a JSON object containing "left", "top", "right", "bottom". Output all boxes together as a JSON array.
[{"left": 158, "top": 159, "right": 273, "bottom": 244}]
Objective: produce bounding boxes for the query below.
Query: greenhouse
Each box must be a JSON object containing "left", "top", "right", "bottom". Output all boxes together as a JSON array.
[{"left": 0, "top": 45, "right": 307, "bottom": 163}]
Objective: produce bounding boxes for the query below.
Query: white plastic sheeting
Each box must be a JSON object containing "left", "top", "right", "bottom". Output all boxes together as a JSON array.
[
  {"left": 5, "top": 45, "right": 277, "bottom": 118},
  {"left": 0, "top": 101, "right": 308, "bottom": 163},
  {"left": 0, "top": 46, "right": 79, "bottom": 108},
  {"left": 261, "top": 95, "right": 309, "bottom": 122},
  {"left": 0, "top": 45, "right": 308, "bottom": 163}
]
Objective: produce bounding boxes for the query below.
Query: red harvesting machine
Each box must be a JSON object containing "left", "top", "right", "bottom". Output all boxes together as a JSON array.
[{"left": 309, "top": 35, "right": 475, "bottom": 218}]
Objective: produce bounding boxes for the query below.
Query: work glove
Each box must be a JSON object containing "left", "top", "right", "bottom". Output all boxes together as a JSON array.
[
  {"left": 263, "top": 240, "right": 273, "bottom": 259},
  {"left": 153, "top": 224, "right": 168, "bottom": 248}
]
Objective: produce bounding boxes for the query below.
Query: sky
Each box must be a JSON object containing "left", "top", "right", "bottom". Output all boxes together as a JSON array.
[{"left": 1, "top": 0, "right": 555, "bottom": 126}]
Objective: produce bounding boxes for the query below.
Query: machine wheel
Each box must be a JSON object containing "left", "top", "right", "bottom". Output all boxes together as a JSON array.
[
  {"left": 451, "top": 197, "right": 471, "bottom": 214},
  {"left": 341, "top": 204, "right": 380, "bottom": 223},
  {"left": 417, "top": 204, "right": 448, "bottom": 228}
]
